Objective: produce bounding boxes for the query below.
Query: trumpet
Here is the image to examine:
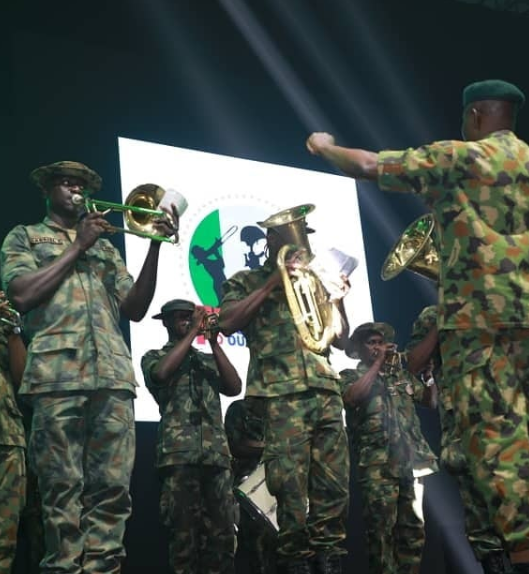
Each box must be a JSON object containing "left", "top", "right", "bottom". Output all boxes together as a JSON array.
[
  {"left": 73, "top": 184, "right": 187, "bottom": 244},
  {"left": 382, "top": 348, "right": 406, "bottom": 376},
  {"left": 0, "top": 294, "right": 21, "bottom": 331},
  {"left": 199, "top": 313, "right": 220, "bottom": 340}
]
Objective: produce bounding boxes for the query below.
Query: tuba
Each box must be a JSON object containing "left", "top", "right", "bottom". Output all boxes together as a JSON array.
[
  {"left": 259, "top": 204, "right": 336, "bottom": 354},
  {"left": 73, "top": 184, "right": 188, "bottom": 243},
  {"left": 380, "top": 214, "right": 439, "bottom": 282}
]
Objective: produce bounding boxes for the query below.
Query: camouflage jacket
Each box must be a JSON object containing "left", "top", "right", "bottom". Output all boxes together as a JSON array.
[
  {"left": 220, "top": 258, "right": 340, "bottom": 398},
  {"left": 341, "top": 363, "right": 437, "bottom": 477},
  {"left": 141, "top": 342, "right": 231, "bottom": 469},
  {"left": 0, "top": 323, "right": 25, "bottom": 447},
  {"left": 378, "top": 130, "right": 529, "bottom": 331},
  {"left": 0, "top": 218, "right": 137, "bottom": 395}
]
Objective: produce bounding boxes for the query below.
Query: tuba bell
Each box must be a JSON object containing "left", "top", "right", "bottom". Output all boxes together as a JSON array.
[
  {"left": 258, "top": 204, "right": 336, "bottom": 354},
  {"left": 380, "top": 214, "right": 439, "bottom": 282}
]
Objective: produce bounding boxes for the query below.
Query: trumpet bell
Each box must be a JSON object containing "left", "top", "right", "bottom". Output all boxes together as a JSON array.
[
  {"left": 381, "top": 214, "right": 439, "bottom": 282},
  {"left": 124, "top": 184, "right": 166, "bottom": 235}
]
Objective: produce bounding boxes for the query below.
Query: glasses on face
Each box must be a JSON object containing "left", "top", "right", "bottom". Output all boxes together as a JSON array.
[{"left": 53, "top": 177, "right": 86, "bottom": 190}]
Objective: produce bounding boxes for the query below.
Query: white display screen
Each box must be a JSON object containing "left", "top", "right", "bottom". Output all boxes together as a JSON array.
[{"left": 117, "top": 137, "right": 373, "bottom": 421}]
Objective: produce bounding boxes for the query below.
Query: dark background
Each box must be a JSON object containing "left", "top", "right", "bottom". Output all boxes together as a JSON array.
[{"left": 3, "top": 0, "right": 526, "bottom": 572}]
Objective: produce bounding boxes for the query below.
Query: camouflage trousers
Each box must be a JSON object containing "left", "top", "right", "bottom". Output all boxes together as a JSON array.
[
  {"left": 357, "top": 466, "right": 424, "bottom": 574},
  {"left": 440, "top": 408, "right": 505, "bottom": 560},
  {"left": 440, "top": 328, "right": 529, "bottom": 554},
  {"left": 159, "top": 464, "right": 236, "bottom": 574},
  {"left": 261, "top": 390, "right": 350, "bottom": 563},
  {"left": 0, "top": 445, "right": 26, "bottom": 574},
  {"left": 29, "top": 390, "right": 135, "bottom": 574}
]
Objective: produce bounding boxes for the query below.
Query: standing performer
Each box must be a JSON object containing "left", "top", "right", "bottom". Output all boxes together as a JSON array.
[
  {"left": 141, "top": 299, "right": 241, "bottom": 574},
  {"left": 306, "top": 79, "right": 529, "bottom": 572},
  {"left": 219, "top": 205, "right": 351, "bottom": 574},
  {"left": 341, "top": 322, "right": 437, "bottom": 574},
  {"left": 407, "top": 305, "right": 512, "bottom": 574},
  {"left": 0, "top": 160, "right": 175, "bottom": 574},
  {"left": 0, "top": 294, "right": 26, "bottom": 574}
]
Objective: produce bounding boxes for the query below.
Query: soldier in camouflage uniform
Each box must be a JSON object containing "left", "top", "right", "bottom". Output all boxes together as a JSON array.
[
  {"left": 219, "top": 207, "right": 351, "bottom": 574},
  {"left": 0, "top": 298, "right": 26, "bottom": 574},
  {"left": 224, "top": 397, "right": 277, "bottom": 574},
  {"left": 0, "top": 161, "right": 175, "bottom": 574},
  {"left": 307, "top": 79, "right": 529, "bottom": 572},
  {"left": 341, "top": 322, "right": 438, "bottom": 574},
  {"left": 141, "top": 298, "right": 241, "bottom": 574},
  {"left": 407, "top": 304, "right": 513, "bottom": 574}
]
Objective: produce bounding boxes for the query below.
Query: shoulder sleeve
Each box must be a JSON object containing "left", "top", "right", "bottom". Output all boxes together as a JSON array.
[
  {"left": 407, "top": 306, "right": 437, "bottom": 351},
  {"left": 220, "top": 270, "right": 251, "bottom": 304},
  {"left": 377, "top": 140, "right": 459, "bottom": 197},
  {"left": 141, "top": 349, "right": 162, "bottom": 390},
  {"left": 0, "top": 226, "right": 37, "bottom": 290}
]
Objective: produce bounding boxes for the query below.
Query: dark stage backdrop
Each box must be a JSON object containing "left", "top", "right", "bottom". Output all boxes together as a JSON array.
[{"left": 4, "top": 1, "right": 527, "bottom": 572}]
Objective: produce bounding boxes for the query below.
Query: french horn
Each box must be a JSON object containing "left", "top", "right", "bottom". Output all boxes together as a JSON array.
[
  {"left": 259, "top": 204, "right": 336, "bottom": 354},
  {"left": 380, "top": 214, "right": 439, "bottom": 282}
]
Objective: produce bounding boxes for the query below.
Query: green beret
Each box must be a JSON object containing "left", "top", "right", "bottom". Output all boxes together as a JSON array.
[
  {"left": 346, "top": 322, "right": 395, "bottom": 360},
  {"left": 463, "top": 79, "right": 525, "bottom": 109},
  {"left": 152, "top": 299, "right": 195, "bottom": 319},
  {"left": 30, "top": 161, "right": 102, "bottom": 193}
]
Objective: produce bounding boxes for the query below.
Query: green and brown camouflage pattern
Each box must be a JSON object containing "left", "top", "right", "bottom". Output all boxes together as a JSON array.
[
  {"left": 440, "top": 328, "right": 529, "bottom": 553},
  {"left": 220, "top": 259, "right": 340, "bottom": 398},
  {"left": 30, "top": 389, "right": 135, "bottom": 573},
  {"left": 262, "top": 390, "right": 349, "bottom": 562},
  {"left": 159, "top": 465, "right": 235, "bottom": 574},
  {"left": 0, "top": 446, "right": 25, "bottom": 574},
  {"left": 378, "top": 130, "right": 529, "bottom": 332},
  {"left": 0, "top": 218, "right": 137, "bottom": 396},
  {"left": 407, "top": 306, "right": 505, "bottom": 559},
  {"left": 141, "top": 342, "right": 231, "bottom": 469}
]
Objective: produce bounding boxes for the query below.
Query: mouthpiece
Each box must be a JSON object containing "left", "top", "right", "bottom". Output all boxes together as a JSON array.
[{"left": 72, "top": 194, "right": 85, "bottom": 206}]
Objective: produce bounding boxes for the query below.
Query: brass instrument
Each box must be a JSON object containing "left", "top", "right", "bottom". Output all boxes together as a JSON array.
[
  {"left": 382, "top": 348, "right": 406, "bottom": 376},
  {"left": 380, "top": 214, "right": 439, "bottom": 282},
  {"left": 259, "top": 204, "right": 336, "bottom": 354},
  {"left": 0, "top": 294, "right": 21, "bottom": 331},
  {"left": 199, "top": 312, "right": 220, "bottom": 340},
  {"left": 73, "top": 184, "right": 183, "bottom": 243}
]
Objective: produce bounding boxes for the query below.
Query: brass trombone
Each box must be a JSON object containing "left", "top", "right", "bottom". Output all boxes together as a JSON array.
[{"left": 73, "top": 184, "right": 182, "bottom": 244}]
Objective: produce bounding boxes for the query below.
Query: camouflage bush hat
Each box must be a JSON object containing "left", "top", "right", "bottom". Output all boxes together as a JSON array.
[
  {"left": 346, "top": 322, "right": 395, "bottom": 360},
  {"left": 463, "top": 79, "right": 525, "bottom": 109},
  {"left": 152, "top": 299, "right": 195, "bottom": 319},
  {"left": 29, "top": 161, "right": 102, "bottom": 193}
]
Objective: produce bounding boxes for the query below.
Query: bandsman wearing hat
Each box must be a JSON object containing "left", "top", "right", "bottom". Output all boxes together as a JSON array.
[
  {"left": 141, "top": 299, "right": 241, "bottom": 574},
  {"left": 0, "top": 160, "right": 176, "bottom": 574},
  {"left": 219, "top": 205, "right": 351, "bottom": 574},
  {"left": 341, "top": 322, "right": 437, "bottom": 574},
  {"left": 307, "top": 79, "right": 529, "bottom": 572}
]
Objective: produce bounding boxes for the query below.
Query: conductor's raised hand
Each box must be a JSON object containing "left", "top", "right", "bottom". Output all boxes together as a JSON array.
[{"left": 306, "top": 132, "right": 336, "bottom": 156}]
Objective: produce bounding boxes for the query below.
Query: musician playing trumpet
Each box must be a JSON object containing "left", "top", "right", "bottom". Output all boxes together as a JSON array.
[
  {"left": 340, "top": 322, "right": 437, "bottom": 574},
  {"left": 219, "top": 207, "right": 351, "bottom": 574},
  {"left": 141, "top": 299, "right": 241, "bottom": 574},
  {"left": 0, "top": 160, "right": 176, "bottom": 574}
]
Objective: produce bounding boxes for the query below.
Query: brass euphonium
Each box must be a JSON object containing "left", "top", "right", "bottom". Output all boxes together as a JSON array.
[
  {"left": 380, "top": 214, "right": 439, "bottom": 282},
  {"left": 259, "top": 204, "right": 336, "bottom": 354}
]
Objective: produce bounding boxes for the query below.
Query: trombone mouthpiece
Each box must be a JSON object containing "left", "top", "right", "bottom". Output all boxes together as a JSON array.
[{"left": 72, "top": 194, "right": 85, "bottom": 206}]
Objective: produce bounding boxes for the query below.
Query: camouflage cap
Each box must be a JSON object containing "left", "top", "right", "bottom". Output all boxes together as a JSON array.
[
  {"left": 29, "top": 161, "right": 102, "bottom": 193},
  {"left": 346, "top": 322, "right": 395, "bottom": 360},
  {"left": 152, "top": 299, "right": 195, "bottom": 320},
  {"left": 463, "top": 79, "right": 525, "bottom": 109}
]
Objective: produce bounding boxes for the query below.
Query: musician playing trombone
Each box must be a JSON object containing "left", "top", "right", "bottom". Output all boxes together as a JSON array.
[
  {"left": 219, "top": 208, "right": 351, "bottom": 574},
  {"left": 0, "top": 160, "right": 176, "bottom": 574},
  {"left": 141, "top": 299, "right": 241, "bottom": 574},
  {"left": 341, "top": 322, "right": 437, "bottom": 574}
]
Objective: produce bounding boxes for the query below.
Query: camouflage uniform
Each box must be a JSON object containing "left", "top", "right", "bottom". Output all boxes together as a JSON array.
[
  {"left": 0, "top": 323, "right": 26, "bottom": 574},
  {"left": 1, "top": 217, "right": 137, "bottom": 574},
  {"left": 224, "top": 398, "right": 277, "bottom": 574},
  {"left": 408, "top": 305, "right": 506, "bottom": 562},
  {"left": 220, "top": 259, "right": 350, "bottom": 565},
  {"left": 377, "top": 129, "right": 529, "bottom": 553},
  {"left": 341, "top": 362, "right": 437, "bottom": 574},
  {"left": 142, "top": 342, "right": 235, "bottom": 574}
]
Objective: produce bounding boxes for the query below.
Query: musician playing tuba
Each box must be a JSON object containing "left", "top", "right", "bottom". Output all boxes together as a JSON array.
[
  {"left": 219, "top": 204, "right": 351, "bottom": 574},
  {"left": 0, "top": 160, "right": 177, "bottom": 574}
]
